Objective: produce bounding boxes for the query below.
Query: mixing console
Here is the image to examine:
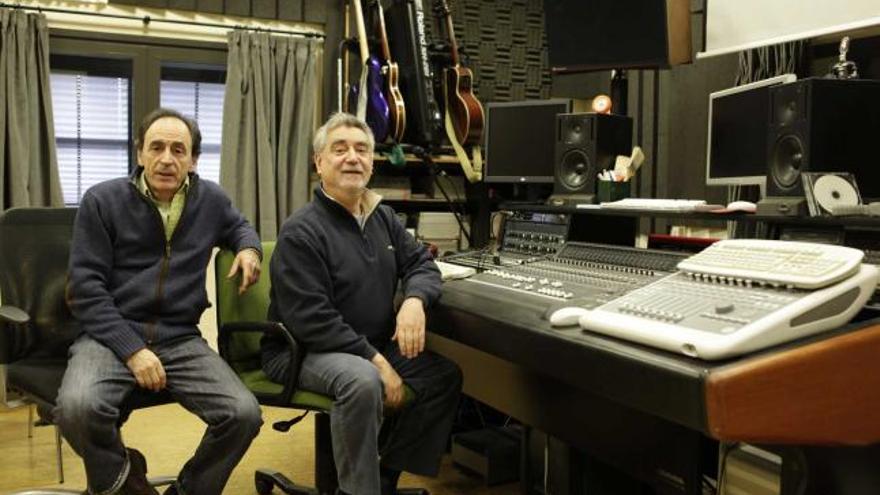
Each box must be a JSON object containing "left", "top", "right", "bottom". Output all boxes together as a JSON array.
[{"left": 463, "top": 242, "right": 688, "bottom": 309}]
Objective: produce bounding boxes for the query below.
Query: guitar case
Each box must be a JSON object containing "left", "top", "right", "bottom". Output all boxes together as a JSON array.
[{"left": 385, "top": 0, "right": 445, "bottom": 147}]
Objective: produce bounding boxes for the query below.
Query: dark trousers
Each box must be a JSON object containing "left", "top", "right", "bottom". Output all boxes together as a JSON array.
[{"left": 266, "top": 341, "right": 463, "bottom": 495}]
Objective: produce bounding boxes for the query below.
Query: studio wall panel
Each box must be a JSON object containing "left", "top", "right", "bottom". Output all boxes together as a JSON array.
[
  {"left": 197, "top": 0, "right": 224, "bottom": 14},
  {"left": 168, "top": 0, "right": 196, "bottom": 11},
  {"left": 278, "top": 1, "right": 304, "bottom": 21},
  {"left": 224, "top": 0, "right": 251, "bottom": 17},
  {"left": 251, "top": 0, "right": 277, "bottom": 20},
  {"left": 303, "top": 0, "right": 327, "bottom": 24}
]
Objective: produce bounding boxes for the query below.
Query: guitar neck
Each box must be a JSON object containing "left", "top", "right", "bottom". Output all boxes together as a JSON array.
[
  {"left": 374, "top": 2, "right": 394, "bottom": 62},
  {"left": 440, "top": 2, "right": 461, "bottom": 67},
  {"left": 352, "top": 0, "right": 370, "bottom": 63}
]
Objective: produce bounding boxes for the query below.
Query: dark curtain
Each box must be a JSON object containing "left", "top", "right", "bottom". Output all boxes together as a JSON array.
[
  {"left": 0, "top": 9, "right": 62, "bottom": 209},
  {"left": 221, "top": 31, "right": 320, "bottom": 241}
]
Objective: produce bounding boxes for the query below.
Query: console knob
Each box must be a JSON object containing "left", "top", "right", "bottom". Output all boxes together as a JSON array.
[{"left": 715, "top": 304, "right": 735, "bottom": 314}]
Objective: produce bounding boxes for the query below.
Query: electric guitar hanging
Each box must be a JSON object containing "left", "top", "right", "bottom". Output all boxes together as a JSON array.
[
  {"left": 371, "top": 0, "right": 406, "bottom": 142},
  {"left": 435, "top": 0, "right": 484, "bottom": 147},
  {"left": 350, "top": 0, "right": 391, "bottom": 142}
]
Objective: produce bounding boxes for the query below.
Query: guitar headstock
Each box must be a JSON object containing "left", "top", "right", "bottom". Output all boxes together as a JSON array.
[{"left": 433, "top": 0, "right": 451, "bottom": 17}]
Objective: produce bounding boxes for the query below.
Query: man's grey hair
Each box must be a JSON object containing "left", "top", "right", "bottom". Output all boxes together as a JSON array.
[{"left": 312, "top": 112, "right": 375, "bottom": 153}]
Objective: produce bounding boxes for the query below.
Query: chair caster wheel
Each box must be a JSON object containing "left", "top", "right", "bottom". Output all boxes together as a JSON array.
[{"left": 255, "top": 471, "right": 275, "bottom": 494}]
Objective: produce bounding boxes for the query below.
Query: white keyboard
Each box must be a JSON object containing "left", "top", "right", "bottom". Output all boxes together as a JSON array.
[
  {"left": 599, "top": 198, "right": 707, "bottom": 212},
  {"left": 678, "top": 239, "right": 864, "bottom": 289},
  {"left": 435, "top": 261, "right": 476, "bottom": 281}
]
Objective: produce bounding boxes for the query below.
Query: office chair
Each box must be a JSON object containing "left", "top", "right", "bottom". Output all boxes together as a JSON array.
[
  {"left": 215, "top": 243, "right": 423, "bottom": 495},
  {"left": 0, "top": 207, "right": 174, "bottom": 494}
]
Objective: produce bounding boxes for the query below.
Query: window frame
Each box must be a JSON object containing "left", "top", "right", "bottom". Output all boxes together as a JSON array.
[{"left": 49, "top": 30, "right": 228, "bottom": 177}]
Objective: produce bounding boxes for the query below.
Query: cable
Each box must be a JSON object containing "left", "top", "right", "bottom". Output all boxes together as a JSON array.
[{"left": 408, "top": 145, "right": 475, "bottom": 247}]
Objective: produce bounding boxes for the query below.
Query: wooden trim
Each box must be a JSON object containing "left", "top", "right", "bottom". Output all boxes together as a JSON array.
[{"left": 706, "top": 323, "right": 880, "bottom": 445}]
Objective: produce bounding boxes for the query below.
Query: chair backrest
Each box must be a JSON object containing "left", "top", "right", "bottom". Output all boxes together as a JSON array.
[
  {"left": 0, "top": 207, "right": 79, "bottom": 363},
  {"left": 214, "top": 242, "right": 276, "bottom": 377}
]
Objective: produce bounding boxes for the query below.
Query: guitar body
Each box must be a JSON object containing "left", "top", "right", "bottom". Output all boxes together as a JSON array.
[
  {"left": 445, "top": 66, "right": 485, "bottom": 146},
  {"left": 350, "top": 55, "right": 391, "bottom": 142},
  {"left": 384, "top": 61, "right": 407, "bottom": 142}
]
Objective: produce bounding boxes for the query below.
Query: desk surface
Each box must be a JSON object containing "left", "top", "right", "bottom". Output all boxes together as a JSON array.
[{"left": 429, "top": 279, "right": 880, "bottom": 446}]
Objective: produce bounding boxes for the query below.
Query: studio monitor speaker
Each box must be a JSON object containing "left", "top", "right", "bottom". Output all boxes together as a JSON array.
[
  {"left": 545, "top": 0, "right": 692, "bottom": 73},
  {"left": 766, "top": 78, "right": 880, "bottom": 199},
  {"left": 553, "top": 113, "right": 632, "bottom": 202}
]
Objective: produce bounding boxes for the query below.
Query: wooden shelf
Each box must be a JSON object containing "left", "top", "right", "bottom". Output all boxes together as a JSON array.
[
  {"left": 373, "top": 153, "right": 460, "bottom": 165},
  {"left": 383, "top": 198, "right": 466, "bottom": 212}
]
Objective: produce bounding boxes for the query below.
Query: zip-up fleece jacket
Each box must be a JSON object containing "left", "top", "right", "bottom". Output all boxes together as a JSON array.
[
  {"left": 266, "top": 188, "right": 441, "bottom": 361},
  {"left": 67, "top": 170, "right": 261, "bottom": 361}
]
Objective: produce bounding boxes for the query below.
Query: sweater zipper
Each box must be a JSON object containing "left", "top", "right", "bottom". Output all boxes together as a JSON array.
[{"left": 131, "top": 177, "right": 194, "bottom": 346}]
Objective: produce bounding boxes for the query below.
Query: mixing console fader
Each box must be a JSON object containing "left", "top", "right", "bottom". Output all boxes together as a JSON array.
[{"left": 464, "top": 242, "right": 688, "bottom": 309}]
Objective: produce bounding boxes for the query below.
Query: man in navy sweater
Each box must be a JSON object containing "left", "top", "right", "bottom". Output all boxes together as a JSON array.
[
  {"left": 263, "top": 113, "right": 462, "bottom": 495},
  {"left": 56, "top": 108, "right": 263, "bottom": 495}
]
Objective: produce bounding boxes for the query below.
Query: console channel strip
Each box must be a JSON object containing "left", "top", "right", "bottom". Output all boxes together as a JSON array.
[
  {"left": 463, "top": 242, "right": 688, "bottom": 308},
  {"left": 439, "top": 211, "right": 570, "bottom": 270},
  {"left": 500, "top": 211, "right": 570, "bottom": 256}
]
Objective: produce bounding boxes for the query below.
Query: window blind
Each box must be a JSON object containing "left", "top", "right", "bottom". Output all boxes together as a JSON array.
[
  {"left": 50, "top": 73, "right": 130, "bottom": 205},
  {"left": 160, "top": 80, "right": 225, "bottom": 184}
]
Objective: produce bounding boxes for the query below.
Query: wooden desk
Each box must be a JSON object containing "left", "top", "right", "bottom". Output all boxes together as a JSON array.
[{"left": 427, "top": 279, "right": 880, "bottom": 494}]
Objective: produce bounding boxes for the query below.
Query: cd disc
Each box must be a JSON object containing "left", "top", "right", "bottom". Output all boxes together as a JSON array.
[{"left": 813, "top": 175, "right": 860, "bottom": 213}]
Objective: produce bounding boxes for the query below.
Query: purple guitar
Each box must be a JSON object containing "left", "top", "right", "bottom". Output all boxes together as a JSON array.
[{"left": 350, "top": 0, "right": 390, "bottom": 142}]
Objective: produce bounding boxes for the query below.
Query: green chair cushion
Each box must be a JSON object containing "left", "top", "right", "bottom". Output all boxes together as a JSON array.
[{"left": 216, "top": 241, "right": 417, "bottom": 414}]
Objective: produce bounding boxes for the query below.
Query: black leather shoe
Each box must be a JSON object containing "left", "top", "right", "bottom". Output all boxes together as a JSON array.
[{"left": 121, "top": 448, "right": 159, "bottom": 495}]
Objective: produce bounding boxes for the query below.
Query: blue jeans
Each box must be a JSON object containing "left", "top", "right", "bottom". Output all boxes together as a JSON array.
[
  {"left": 278, "top": 342, "right": 462, "bottom": 495},
  {"left": 55, "top": 334, "right": 263, "bottom": 495}
]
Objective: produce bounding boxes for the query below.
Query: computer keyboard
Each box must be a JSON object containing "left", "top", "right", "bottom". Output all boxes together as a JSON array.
[
  {"left": 677, "top": 239, "right": 864, "bottom": 289},
  {"left": 435, "top": 261, "right": 477, "bottom": 281},
  {"left": 599, "top": 198, "right": 707, "bottom": 212}
]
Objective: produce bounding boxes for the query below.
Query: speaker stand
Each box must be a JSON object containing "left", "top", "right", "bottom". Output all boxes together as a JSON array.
[
  {"left": 756, "top": 197, "right": 807, "bottom": 216},
  {"left": 547, "top": 194, "right": 596, "bottom": 207}
]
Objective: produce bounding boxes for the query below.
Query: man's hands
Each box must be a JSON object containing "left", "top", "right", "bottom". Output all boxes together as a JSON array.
[
  {"left": 371, "top": 353, "right": 404, "bottom": 408},
  {"left": 393, "top": 297, "right": 426, "bottom": 359},
  {"left": 227, "top": 248, "right": 261, "bottom": 294},
  {"left": 126, "top": 348, "right": 166, "bottom": 392}
]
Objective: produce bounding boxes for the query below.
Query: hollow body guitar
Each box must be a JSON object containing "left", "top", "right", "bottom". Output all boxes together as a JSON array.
[
  {"left": 349, "top": 0, "right": 390, "bottom": 142},
  {"left": 436, "top": 0, "right": 484, "bottom": 146},
  {"left": 372, "top": 0, "right": 406, "bottom": 142}
]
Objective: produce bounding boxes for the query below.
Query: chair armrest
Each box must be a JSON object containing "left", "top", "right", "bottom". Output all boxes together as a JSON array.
[
  {"left": 0, "top": 305, "right": 31, "bottom": 364},
  {"left": 0, "top": 305, "right": 29, "bottom": 325},
  {"left": 218, "top": 321, "right": 302, "bottom": 406}
]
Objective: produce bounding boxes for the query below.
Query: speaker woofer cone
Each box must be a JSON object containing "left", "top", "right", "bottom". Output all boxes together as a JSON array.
[
  {"left": 558, "top": 149, "right": 592, "bottom": 190},
  {"left": 770, "top": 134, "right": 805, "bottom": 191}
]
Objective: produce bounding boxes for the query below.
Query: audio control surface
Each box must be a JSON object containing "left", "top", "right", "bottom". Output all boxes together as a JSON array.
[
  {"left": 579, "top": 240, "right": 880, "bottom": 360},
  {"left": 463, "top": 241, "right": 688, "bottom": 314}
]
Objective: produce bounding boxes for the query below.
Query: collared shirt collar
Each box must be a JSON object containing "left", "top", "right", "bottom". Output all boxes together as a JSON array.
[{"left": 138, "top": 169, "right": 190, "bottom": 202}]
